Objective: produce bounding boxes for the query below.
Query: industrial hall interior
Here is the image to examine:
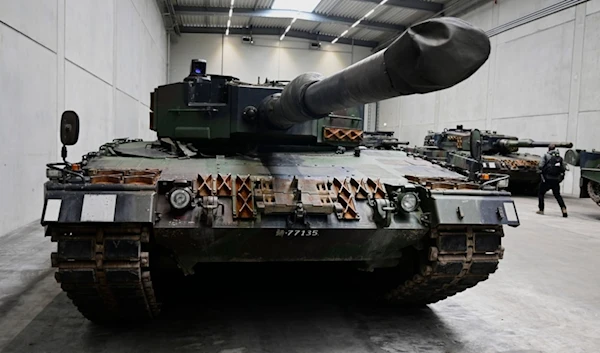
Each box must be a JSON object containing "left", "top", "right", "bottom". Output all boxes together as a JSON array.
[{"left": 1, "top": 0, "right": 600, "bottom": 352}]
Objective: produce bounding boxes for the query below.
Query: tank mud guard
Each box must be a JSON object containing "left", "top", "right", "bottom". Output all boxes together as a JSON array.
[
  {"left": 48, "top": 225, "right": 160, "bottom": 323},
  {"left": 385, "top": 224, "right": 504, "bottom": 305}
]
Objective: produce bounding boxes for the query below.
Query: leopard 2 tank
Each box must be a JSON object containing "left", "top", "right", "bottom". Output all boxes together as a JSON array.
[
  {"left": 404, "top": 125, "right": 573, "bottom": 194},
  {"left": 40, "top": 17, "right": 520, "bottom": 323}
]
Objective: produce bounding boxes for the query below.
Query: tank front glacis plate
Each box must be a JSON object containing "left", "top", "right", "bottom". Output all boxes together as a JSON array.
[{"left": 42, "top": 147, "right": 518, "bottom": 272}]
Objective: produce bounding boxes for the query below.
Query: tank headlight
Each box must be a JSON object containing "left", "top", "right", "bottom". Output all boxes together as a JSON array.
[
  {"left": 46, "top": 168, "right": 63, "bottom": 179},
  {"left": 169, "top": 188, "right": 192, "bottom": 210},
  {"left": 399, "top": 192, "right": 419, "bottom": 212},
  {"left": 497, "top": 178, "right": 509, "bottom": 189}
]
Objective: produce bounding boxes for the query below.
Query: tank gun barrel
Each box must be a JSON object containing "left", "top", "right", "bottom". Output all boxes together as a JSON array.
[
  {"left": 496, "top": 139, "right": 574, "bottom": 149},
  {"left": 267, "top": 17, "right": 491, "bottom": 129}
]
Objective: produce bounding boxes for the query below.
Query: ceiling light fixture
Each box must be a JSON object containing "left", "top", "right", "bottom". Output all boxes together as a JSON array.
[
  {"left": 280, "top": 12, "right": 299, "bottom": 41},
  {"left": 225, "top": 0, "right": 235, "bottom": 36},
  {"left": 271, "top": 0, "right": 320, "bottom": 12},
  {"left": 331, "top": 0, "right": 388, "bottom": 44}
]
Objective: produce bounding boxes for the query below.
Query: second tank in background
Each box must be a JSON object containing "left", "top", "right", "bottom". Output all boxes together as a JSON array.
[
  {"left": 403, "top": 125, "right": 573, "bottom": 195},
  {"left": 565, "top": 149, "right": 600, "bottom": 207}
]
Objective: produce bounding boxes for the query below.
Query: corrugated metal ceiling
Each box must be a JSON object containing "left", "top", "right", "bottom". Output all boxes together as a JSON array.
[
  {"left": 175, "top": 0, "right": 274, "bottom": 8},
  {"left": 179, "top": 14, "right": 250, "bottom": 27},
  {"left": 315, "top": 0, "right": 381, "bottom": 19},
  {"left": 171, "top": 0, "right": 485, "bottom": 47},
  {"left": 307, "top": 22, "right": 352, "bottom": 37},
  {"left": 371, "top": 7, "right": 428, "bottom": 25},
  {"left": 350, "top": 28, "right": 387, "bottom": 41},
  {"left": 247, "top": 17, "right": 295, "bottom": 29}
]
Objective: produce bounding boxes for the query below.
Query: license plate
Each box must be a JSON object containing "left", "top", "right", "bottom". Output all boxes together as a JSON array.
[{"left": 275, "top": 229, "right": 320, "bottom": 237}]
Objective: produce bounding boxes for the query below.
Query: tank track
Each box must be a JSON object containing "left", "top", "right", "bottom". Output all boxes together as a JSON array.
[
  {"left": 587, "top": 181, "right": 600, "bottom": 206},
  {"left": 49, "top": 225, "right": 160, "bottom": 323},
  {"left": 48, "top": 224, "right": 503, "bottom": 321},
  {"left": 385, "top": 224, "right": 504, "bottom": 305}
]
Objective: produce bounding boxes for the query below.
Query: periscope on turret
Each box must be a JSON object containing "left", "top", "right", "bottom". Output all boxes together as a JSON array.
[{"left": 40, "top": 17, "right": 521, "bottom": 323}]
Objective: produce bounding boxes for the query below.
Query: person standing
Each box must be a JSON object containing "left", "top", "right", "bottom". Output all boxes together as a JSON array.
[{"left": 536, "top": 144, "right": 567, "bottom": 217}]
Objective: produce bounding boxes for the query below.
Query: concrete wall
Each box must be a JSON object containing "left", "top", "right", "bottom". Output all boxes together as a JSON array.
[
  {"left": 0, "top": 0, "right": 168, "bottom": 236},
  {"left": 378, "top": 0, "right": 600, "bottom": 196},
  {"left": 169, "top": 33, "right": 373, "bottom": 84}
]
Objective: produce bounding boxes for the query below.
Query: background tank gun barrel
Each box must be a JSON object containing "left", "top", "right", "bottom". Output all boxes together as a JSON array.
[
  {"left": 496, "top": 139, "right": 574, "bottom": 149},
  {"left": 267, "top": 17, "right": 491, "bottom": 129}
]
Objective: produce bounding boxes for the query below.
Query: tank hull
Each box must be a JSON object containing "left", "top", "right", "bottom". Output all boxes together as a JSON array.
[
  {"left": 403, "top": 146, "right": 543, "bottom": 195},
  {"left": 480, "top": 154, "right": 542, "bottom": 195},
  {"left": 566, "top": 149, "right": 600, "bottom": 206},
  {"left": 42, "top": 143, "right": 517, "bottom": 322}
]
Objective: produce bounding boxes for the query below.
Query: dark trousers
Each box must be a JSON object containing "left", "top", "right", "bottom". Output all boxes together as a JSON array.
[{"left": 538, "top": 179, "right": 566, "bottom": 211}]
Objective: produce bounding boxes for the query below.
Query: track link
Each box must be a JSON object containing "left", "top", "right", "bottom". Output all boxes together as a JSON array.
[
  {"left": 588, "top": 181, "right": 600, "bottom": 206},
  {"left": 49, "top": 223, "right": 504, "bottom": 320},
  {"left": 49, "top": 225, "right": 160, "bottom": 323},
  {"left": 386, "top": 224, "right": 504, "bottom": 304}
]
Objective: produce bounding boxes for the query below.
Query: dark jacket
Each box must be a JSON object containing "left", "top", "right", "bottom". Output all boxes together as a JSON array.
[{"left": 539, "top": 150, "right": 566, "bottom": 180}]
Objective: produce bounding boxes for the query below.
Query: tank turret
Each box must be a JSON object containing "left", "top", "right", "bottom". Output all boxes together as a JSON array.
[
  {"left": 422, "top": 125, "right": 573, "bottom": 155},
  {"left": 150, "top": 17, "right": 491, "bottom": 152}
]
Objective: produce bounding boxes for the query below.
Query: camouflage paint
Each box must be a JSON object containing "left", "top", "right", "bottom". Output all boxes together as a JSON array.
[
  {"left": 405, "top": 126, "right": 573, "bottom": 194},
  {"left": 565, "top": 149, "right": 600, "bottom": 205}
]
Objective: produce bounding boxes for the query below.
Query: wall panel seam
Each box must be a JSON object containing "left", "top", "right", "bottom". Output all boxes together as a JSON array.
[
  {"left": 65, "top": 58, "right": 113, "bottom": 87},
  {"left": 116, "top": 87, "right": 142, "bottom": 104},
  {"left": 111, "top": 0, "right": 118, "bottom": 138},
  {"left": 130, "top": 0, "right": 167, "bottom": 62},
  {"left": 221, "top": 34, "right": 225, "bottom": 75},
  {"left": 56, "top": 0, "right": 65, "bottom": 156},
  {"left": 0, "top": 20, "right": 57, "bottom": 54},
  {"left": 496, "top": 18, "right": 576, "bottom": 45},
  {"left": 492, "top": 112, "right": 571, "bottom": 120},
  {"left": 486, "top": 0, "right": 587, "bottom": 38}
]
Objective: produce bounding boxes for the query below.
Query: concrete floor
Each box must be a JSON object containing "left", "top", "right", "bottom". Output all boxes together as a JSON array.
[{"left": 1, "top": 196, "right": 599, "bottom": 353}]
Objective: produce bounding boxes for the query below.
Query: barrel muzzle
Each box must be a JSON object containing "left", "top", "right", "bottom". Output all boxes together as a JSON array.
[{"left": 265, "top": 16, "right": 491, "bottom": 129}]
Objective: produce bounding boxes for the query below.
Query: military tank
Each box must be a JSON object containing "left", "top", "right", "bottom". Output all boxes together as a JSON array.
[
  {"left": 361, "top": 131, "right": 410, "bottom": 150},
  {"left": 40, "top": 17, "right": 520, "bottom": 323},
  {"left": 565, "top": 149, "right": 600, "bottom": 207},
  {"left": 404, "top": 125, "right": 573, "bottom": 195}
]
